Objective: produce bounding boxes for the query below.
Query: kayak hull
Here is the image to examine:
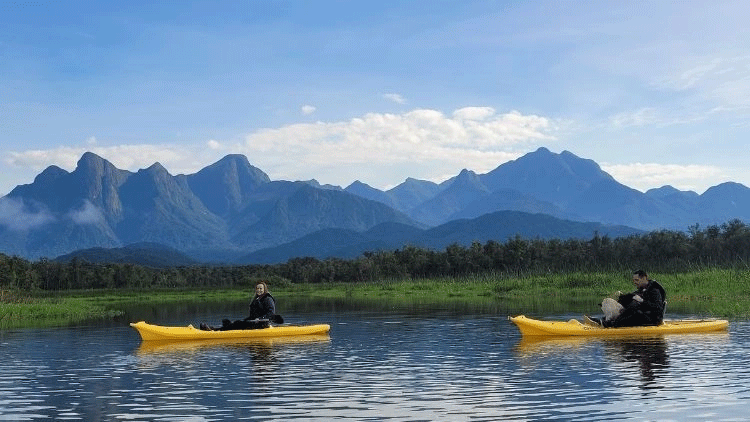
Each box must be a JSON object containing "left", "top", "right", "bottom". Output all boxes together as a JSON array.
[
  {"left": 510, "top": 315, "right": 729, "bottom": 337},
  {"left": 130, "top": 320, "right": 331, "bottom": 341}
]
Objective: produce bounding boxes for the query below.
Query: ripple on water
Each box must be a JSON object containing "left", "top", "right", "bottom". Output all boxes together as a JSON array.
[{"left": 0, "top": 317, "right": 748, "bottom": 420}]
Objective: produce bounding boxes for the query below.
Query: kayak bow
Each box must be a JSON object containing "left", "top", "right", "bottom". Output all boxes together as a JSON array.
[{"left": 509, "top": 315, "right": 729, "bottom": 337}]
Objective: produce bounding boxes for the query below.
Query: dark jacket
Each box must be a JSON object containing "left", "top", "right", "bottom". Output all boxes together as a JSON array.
[
  {"left": 248, "top": 293, "right": 276, "bottom": 320},
  {"left": 213, "top": 292, "right": 278, "bottom": 331},
  {"left": 611, "top": 280, "right": 666, "bottom": 327}
]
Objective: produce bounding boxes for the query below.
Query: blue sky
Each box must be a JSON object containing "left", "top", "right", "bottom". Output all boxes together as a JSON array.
[{"left": 2, "top": 1, "right": 749, "bottom": 196}]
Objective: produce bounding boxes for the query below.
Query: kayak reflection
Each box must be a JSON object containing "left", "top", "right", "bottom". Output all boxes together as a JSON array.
[
  {"left": 515, "top": 333, "right": 731, "bottom": 391},
  {"left": 514, "top": 335, "right": 670, "bottom": 388},
  {"left": 136, "top": 334, "right": 331, "bottom": 355}
]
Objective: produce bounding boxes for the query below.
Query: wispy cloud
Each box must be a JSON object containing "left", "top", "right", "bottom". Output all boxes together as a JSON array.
[
  {"left": 383, "top": 93, "right": 407, "bottom": 104},
  {"left": 609, "top": 108, "right": 660, "bottom": 128},
  {"left": 0, "top": 197, "right": 55, "bottom": 231},
  {"left": 67, "top": 200, "right": 104, "bottom": 225},
  {"left": 645, "top": 54, "right": 750, "bottom": 116},
  {"left": 602, "top": 162, "right": 727, "bottom": 193},
  {"left": 301, "top": 105, "right": 316, "bottom": 115},
  {"left": 608, "top": 106, "right": 709, "bottom": 130}
]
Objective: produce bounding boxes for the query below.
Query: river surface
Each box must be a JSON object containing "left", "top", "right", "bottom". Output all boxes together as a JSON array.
[{"left": 0, "top": 300, "right": 748, "bottom": 421}]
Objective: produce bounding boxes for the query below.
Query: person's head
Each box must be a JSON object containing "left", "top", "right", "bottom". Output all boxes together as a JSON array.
[
  {"left": 632, "top": 270, "right": 649, "bottom": 288},
  {"left": 254, "top": 281, "right": 269, "bottom": 297}
]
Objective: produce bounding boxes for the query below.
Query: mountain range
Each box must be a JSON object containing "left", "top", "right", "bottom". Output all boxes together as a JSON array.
[{"left": 1, "top": 147, "right": 748, "bottom": 264}]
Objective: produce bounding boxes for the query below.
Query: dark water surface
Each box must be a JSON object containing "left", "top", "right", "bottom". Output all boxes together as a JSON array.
[{"left": 1, "top": 302, "right": 748, "bottom": 421}]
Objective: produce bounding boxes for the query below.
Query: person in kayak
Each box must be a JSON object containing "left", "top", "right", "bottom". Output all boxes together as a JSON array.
[
  {"left": 587, "top": 270, "right": 666, "bottom": 328},
  {"left": 200, "top": 281, "right": 282, "bottom": 330}
]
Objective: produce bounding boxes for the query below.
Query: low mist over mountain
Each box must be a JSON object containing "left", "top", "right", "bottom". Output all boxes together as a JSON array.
[{"left": 1, "top": 147, "right": 748, "bottom": 263}]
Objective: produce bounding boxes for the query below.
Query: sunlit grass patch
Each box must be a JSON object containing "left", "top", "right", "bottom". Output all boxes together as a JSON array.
[{"left": 0, "top": 295, "right": 124, "bottom": 328}]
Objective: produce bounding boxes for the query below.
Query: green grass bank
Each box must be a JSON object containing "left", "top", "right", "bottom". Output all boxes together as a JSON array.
[{"left": 2, "top": 268, "right": 749, "bottom": 328}]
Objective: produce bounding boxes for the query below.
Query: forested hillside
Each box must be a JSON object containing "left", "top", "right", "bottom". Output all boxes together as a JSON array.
[{"left": 1, "top": 220, "right": 748, "bottom": 290}]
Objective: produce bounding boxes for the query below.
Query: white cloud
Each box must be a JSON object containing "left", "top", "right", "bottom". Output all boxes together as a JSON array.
[
  {"left": 301, "top": 105, "right": 316, "bottom": 115},
  {"left": 238, "top": 107, "right": 555, "bottom": 187},
  {"left": 602, "top": 162, "right": 727, "bottom": 193},
  {"left": 0, "top": 197, "right": 55, "bottom": 231},
  {"left": 4, "top": 107, "right": 556, "bottom": 191},
  {"left": 6, "top": 144, "right": 224, "bottom": 178},
  {"left": 6, "top": 148, "right": 85, "bottom": 173},
  {"left": 453, "top": 107, "right": 495, "bottom": 121},
  {"left": 1, "top": 105, "right": 739, "bottom": 195},
  {"left": 67, "top": 200, "right": 104, "bottom": 225},
  {"left": 383, "top": 93, "right": 407, "bottom": 104}
]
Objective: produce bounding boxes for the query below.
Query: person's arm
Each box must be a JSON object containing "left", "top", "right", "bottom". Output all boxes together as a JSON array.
[{"left": 617, "top": 292, "right": 637, "bottom": 308}]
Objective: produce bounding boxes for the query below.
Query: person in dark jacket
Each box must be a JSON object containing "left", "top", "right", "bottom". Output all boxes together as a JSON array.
[
  {"left": 247, "top": 281, "right": 276, "bottom": 320},
  {"left": 587, "top": 270, "right": 666, "bottom": 328},
  {"left": 200, "top": 281, "right": 281, "bottom": 331}
]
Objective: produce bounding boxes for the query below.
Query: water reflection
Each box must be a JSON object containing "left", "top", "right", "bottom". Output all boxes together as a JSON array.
[
  {"left": 604, "top": 337, "right": 669, "bottom": 388},
  {"left": 0, "top": 304, "right": 747, "bottom": 421},
  {"left": 515, "top": 331, "right": 733, "bottom": 395},
  {"left": 134, "top": 334, "right": 332, "bottom": 385},
  {"left": 135, "top": 334, "right": 331, "bottom": 356}
]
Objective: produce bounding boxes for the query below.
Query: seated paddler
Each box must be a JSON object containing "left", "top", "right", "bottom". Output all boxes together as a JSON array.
[
  {"left": 586, "top": 270, "right": 666, "bottom": 328},
  {"left": 200, "top": 281, "right": 283, "bottom": 331}
]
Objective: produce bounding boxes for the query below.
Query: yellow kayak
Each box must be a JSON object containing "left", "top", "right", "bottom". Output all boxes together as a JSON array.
[
  {"left": 130, "top": 320, "right": 331, "bottom": 341},
  {"left": 510, "top": 315, "right": 729, "bottom": 337}
]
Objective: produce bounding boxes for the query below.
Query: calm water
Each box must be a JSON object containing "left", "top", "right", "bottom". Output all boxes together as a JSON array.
[{"left": 1, "top": 302, "right": 748, "bottom": 421}]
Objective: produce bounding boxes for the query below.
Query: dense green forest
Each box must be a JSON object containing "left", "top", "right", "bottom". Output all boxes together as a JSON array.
[{"left": 1, "top": 220, "right": 749, "bottom": 291}]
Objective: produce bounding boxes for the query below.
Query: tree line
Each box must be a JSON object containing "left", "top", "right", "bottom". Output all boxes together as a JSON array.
[{"left": 1, "top": 219, "right": 749, "bottom": 291}]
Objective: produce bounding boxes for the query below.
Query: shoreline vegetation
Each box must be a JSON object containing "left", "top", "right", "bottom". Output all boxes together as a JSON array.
[
  {"left": 2, "top": 268, "right": 749, "bottom": 329},
  {"left": 3, "top": 220, "right": 750, "bottom": 328}
]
